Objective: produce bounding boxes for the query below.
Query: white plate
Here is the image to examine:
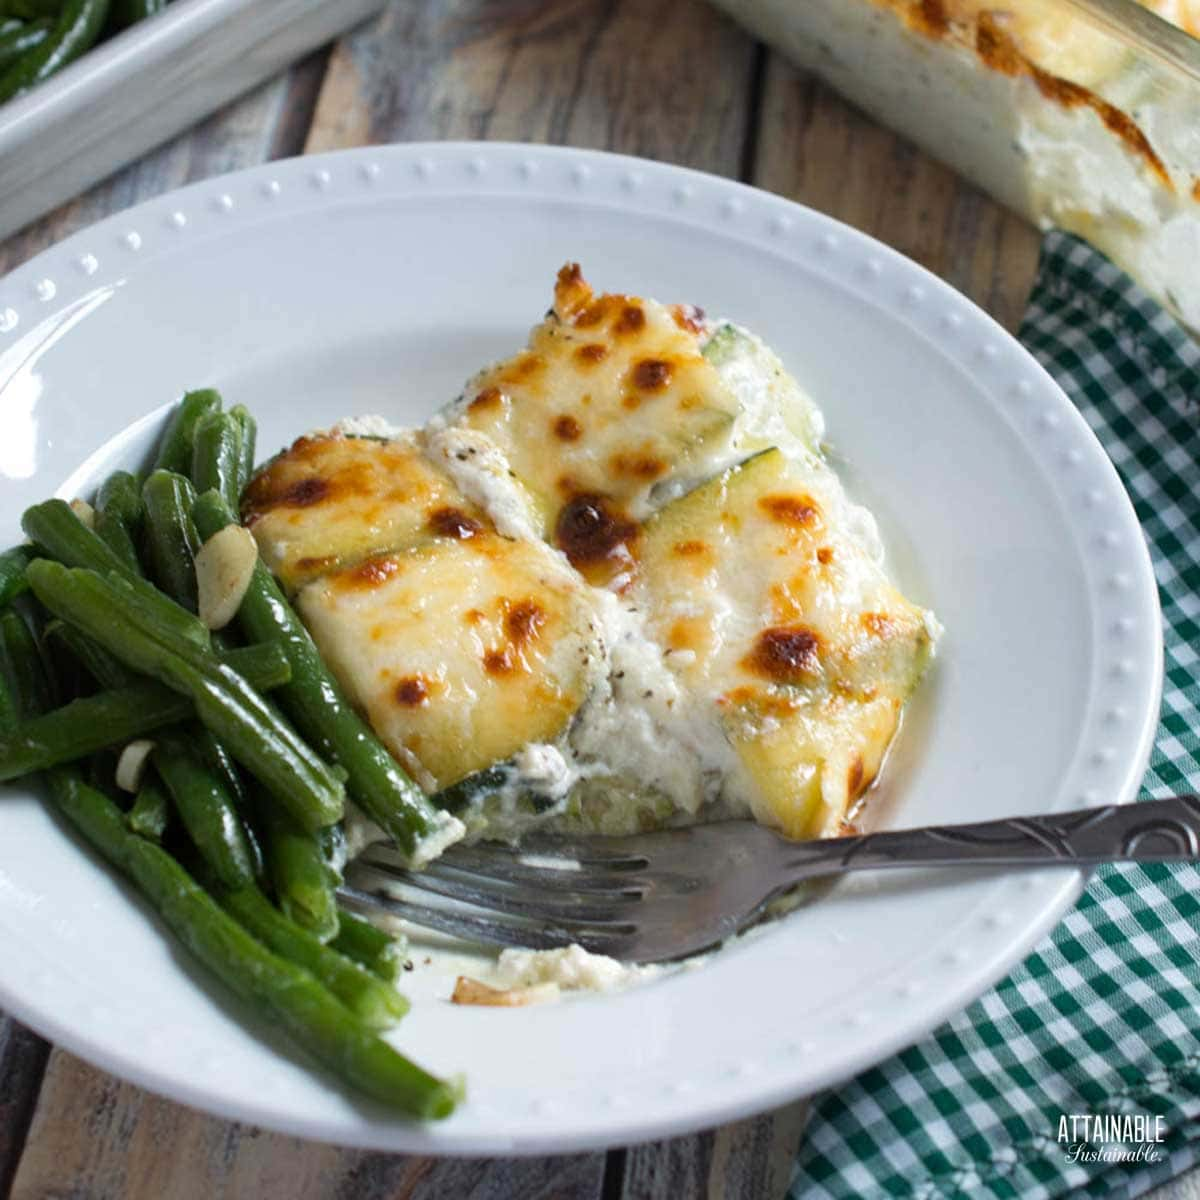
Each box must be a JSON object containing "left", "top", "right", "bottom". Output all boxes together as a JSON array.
[{"left": 0, "top": 144, "right": 1162, "bottom": 1154}]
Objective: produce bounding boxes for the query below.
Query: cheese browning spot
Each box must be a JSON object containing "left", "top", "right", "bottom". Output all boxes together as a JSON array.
[
  {"left": 468, "top": 386, "right": 503, "bottom": 414},
  {"left": 554, "top": 261, "right": 590, "bottom": 318},
  {"left": 553, "top": 415, "right": 583, "bottom": 441},
  {"left": 633, "top": 358, "right": 673, "bottom": 391},
  {"left": 502, "top": 353, "right": 545, "bottom": 383},
  {"left": 760, "top": 494, "right": 818, "bottom": 526},
  {"left": 554, "top": 493, "right": 639, "bottom": 569},
  {"left": 848, "top": 754, "right": 866, "bottom": 798},
  {"left": 344, "top": 555, "right": 402, "bottom": 590},
  {"left": 505, "top": 599, "right": 547, "bottom": 645},
  {"left": 427, "top": 506, "right": 484, "bottom": 539},
  {"left": 668, "top": 617, "right": 706, "bottom": 651},
  {"left": 296, "top": 555, "right": 336, "bottom": 574},
  {"left": 610, "top": 453, "right": 668, "bottom": 481},
  {"left": 574, "top": 300, "right": 610, "bottom": 329},
  {"left": 614, "top": 304, "right": 646, "bottom": 335},
  {"left": 817, "top": 546, "right": 834, "bottom": 565},
  {"left": 280, "top": 477, "right": 328, "bottom": 508},
  {"left": 914, "top": 0, "right": 949, "bottom": 36},
  {"left": 575, "top": 342, "right": 607, "bottom": 365},
  {"left": 671, "top": 304, "right": 705, "bottom": 334},
  {"left": 861, "top": 612, "right": 898, "bottom": 638},
  {"left": 394, "top": 676, "right": 431, "bottom": 707},
  {"left": 744, "top": 626, "right": 822, "bottom": 684},
  {"left": 484, "top": 647, "right": 517, "bottom": 676},
  {"left": 673, "top": 540, "right": 709, "bottom": 557}
]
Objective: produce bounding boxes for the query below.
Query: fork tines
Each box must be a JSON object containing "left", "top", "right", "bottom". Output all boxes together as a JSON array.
[{"left": 340, "top": 838, "right": 645, "bottom": 954}]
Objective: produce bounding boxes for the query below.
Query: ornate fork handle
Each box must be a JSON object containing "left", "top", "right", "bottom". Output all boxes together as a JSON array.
[{"left": 784, "top": 796, "right": 1200, "bottom": 877}]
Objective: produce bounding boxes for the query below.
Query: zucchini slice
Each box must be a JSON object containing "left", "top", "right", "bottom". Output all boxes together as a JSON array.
[
  {"left": 456, "top": 265, "right": 740, "bottom": 554},
  {"left": 242, "top": 432, "right": 481, "bottom": 593},
  {"left": 296, "top": 532, "right": 600, "bottom": 791},
  {"left": 637, "top": 447, "right": 934, "bottom": 837}
]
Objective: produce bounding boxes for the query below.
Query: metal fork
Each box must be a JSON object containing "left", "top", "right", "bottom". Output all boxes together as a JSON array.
[{"left": 338, "top": 796, "right": 1200, "bottom": 963}]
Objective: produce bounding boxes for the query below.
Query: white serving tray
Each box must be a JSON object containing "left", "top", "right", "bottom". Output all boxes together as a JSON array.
[{"left": 0, "top": 0, "right": 385, "bottom": 242}]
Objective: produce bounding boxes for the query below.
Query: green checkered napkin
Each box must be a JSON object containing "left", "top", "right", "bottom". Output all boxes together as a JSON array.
[{"left": 790, "top": 231, "right": 1200, "bottom": 1200}]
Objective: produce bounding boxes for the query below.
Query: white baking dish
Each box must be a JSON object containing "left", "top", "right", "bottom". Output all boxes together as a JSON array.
[
  {"left": 0, "top": 0, "right": 385, "bottom": 242},
  {"left": 712, "top": 0, "right": 1200, "bottom": 330}
]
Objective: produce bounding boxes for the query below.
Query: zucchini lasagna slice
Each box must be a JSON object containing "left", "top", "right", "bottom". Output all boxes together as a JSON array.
[
  {"left": 636, "top": 448, "right": 935, "bottom": 838},
  {"left": 245, "top": 265, "right": 937, "bottom": 852},
  {"left": 243, "top": 430, "right": 601, "bottom": 796}
]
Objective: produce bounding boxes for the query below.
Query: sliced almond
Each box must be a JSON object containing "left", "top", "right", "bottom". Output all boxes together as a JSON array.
[
  {"left": 115, "top": 739, "right": 156, "bottom": 794},
  {"left": 450, "top": 976, "right": 559, "bottom": 1007},
  {"left": 69, "top": 499, "right": 96, "bottom": 530},
  {"left": 196, "top": 524, "right": 258, "bottom": 630}
]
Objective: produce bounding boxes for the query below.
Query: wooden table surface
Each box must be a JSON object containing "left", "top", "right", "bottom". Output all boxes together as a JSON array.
[{"left": 1, "top": 1, "right": 1184, "bottom": 1197}]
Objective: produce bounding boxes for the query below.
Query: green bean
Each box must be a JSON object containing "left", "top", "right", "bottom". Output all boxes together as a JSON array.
[
  {"left": 263, "top": 807, "right": 339, "bottom": 941},
  {"left": 0, "top": 545, "right": 33, "bottom": 608},
  {"left": 0, "top": 0, "right": 57, "bottom": 19},
  {"left": 193, "top": 726, "right": 264, "bottom": 881},
  {"left": 153, "top": 730, "right": 256, "bottom": 890},
  {"left": 0, "top": 609, "right": 52, "bottom": 718},
  {"left": 47, "top": 769, "right": 457, "bottom": 1117},
  {"left": 0, "top": 632, "right": 18, "bottom": 734},
  {"left": 153, "top": 389, "right": 221, "bottom": 476},
  {"left": 219, "top": 885, "right": 408, "bottom": 1028},
  {"left": 0, "top": 17, "right": 47, "bottom": 68},
  {"left": 22, "top": 499, "right": 209, "bottom": 648},
  {"left": 191, "top": 411, "right": 243, "bottom": 515},
  {"left": 192, "top": 491, "right": 440, "bottom": 856},
  {"left": 94, "top": 470, "right": 144, "bottom": 575},
  {"left": 0, "top": 614, "right": 457, "bottom": 1120},
  {"left": 0, "top": 641, "right": 292, "bottom": 782},
  {"left": 141, "top": 470, "right": 201, "bottom": 610},
  {"left": 26, "top": 561, "right": 344, "bottom": 831},
  {"left": 42, "top": 618, "right": 128, "bottom": 686},
  {"left": 228, "top": 405, "right": 257, "bottom": 500},
  {"left": 127, "top": 778, "right": 168, "bottom": 841},
  {"left": 44, "top": 619, "right": 282, "bottom": 693},
  {"left": 92, "top": 478, "right": 260, "bottom": 875},
  {"left": 0, "top": 0, "right": 110, "bottom": 103},
  {"left": 331, "top": 908, "right": 403, "bottom": 984},
  {"left": 109, "top": 0, "right": 162, "bottom": 29}
]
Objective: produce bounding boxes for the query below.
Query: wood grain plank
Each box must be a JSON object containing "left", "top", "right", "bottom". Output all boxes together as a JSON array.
[
  {"left": 10, "top": 1049, "right": 605, "bottom": 1200},
  {"left": 617, "top": 1101, "right": 810, "bottom": 1200},
  {"left": 305, "top": 0, "right": 757, "bottom": 175},
  {"left": 751, "top": 54, "right": 1040, "bottom": 334},
  {"left": 0, "top": 49, "right": 329, "bottom": 276},
  {"left": 0, "top": 1018, "right": 50, "bottom": 1196}
]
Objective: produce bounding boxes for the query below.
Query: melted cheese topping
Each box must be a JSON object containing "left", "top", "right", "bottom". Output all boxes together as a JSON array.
[
  {"left": 457, "top": 265, "right": 739, "bottom": 577},
  {"left": 637, "top": 448, "right": 933, "bottom": 836},
  {"left": 297, "top": 533, "right": 600, "bottom": 791},
  {"left": 242, "top": 432, "right": 475, "bottom": 592}
]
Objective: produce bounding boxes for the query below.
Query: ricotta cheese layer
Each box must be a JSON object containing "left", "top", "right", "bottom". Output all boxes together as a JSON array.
[{"left": 244, "top": 266, "right": 938, "bottom": 849}]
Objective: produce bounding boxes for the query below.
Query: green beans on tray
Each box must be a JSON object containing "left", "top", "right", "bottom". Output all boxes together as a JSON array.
[
  {"left": 0, "top": 0, "right": 168, "bottom": 106},
  {"left": 0, "top": 389, "right": 463, "bottom": 1118}
]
